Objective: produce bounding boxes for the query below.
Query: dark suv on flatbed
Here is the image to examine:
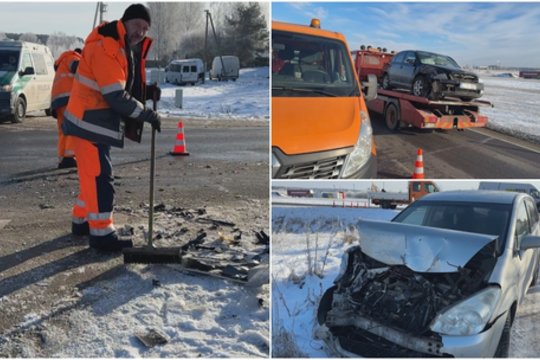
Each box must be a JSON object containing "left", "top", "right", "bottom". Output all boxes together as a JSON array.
[{"left": 382, "top": 50, "right": 484, "bottom": 101}]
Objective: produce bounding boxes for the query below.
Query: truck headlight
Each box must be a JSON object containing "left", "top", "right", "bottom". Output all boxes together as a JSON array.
[
  {"left": 342, "top": 110, "right": 373, "bottom": 178},
  {"left": 272, "top": 152, "right": 281, "bottom": 178},
  {"left": 430, "top": 286, "right": 501, "bottom": 336},
  {"left": 1, "top": 84, "right": 12, "bottom": 92}
]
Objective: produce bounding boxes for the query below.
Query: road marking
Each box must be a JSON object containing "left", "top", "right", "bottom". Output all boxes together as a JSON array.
[{"left": 469, "top": 128, "right": 540, "bottom": 154}]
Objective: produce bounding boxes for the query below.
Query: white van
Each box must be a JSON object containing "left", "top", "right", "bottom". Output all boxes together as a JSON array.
[
  {"left": 210, "top": 55, "right": 240, "bottom": 81},
  {"left": 165, "top": 58, "right": 204, "bottom": 85},
  {"left": 479, "top": 182, "right": 540, "bottom": 206},
  {"left": 0, "top": 40, "right": 55, "bottom": 122}
]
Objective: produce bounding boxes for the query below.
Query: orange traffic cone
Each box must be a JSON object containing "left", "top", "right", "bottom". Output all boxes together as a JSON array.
[
  {"left": 412, "top": 148, "right": 425, "bottom": 179},
  {"left": 170, "top": 121, "right": 190, "bottom": 156}
]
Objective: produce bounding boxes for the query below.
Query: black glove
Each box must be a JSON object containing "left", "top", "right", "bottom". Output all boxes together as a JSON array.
[
  {"left": 146, "top": 84, "right": 161, "bottom": 101},
  {"left": 139, "top": 109, "right": 161, "bottom": 132}
]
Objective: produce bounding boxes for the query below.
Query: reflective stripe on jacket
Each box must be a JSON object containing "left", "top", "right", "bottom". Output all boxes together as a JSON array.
[
  {"left": 62, "top": 20, "right": 152, "bottom": 148},
  {"left": 51, "top": 50, "right": 81, "bottom": 112}
]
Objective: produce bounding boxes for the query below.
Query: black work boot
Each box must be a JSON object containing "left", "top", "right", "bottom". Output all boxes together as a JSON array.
[
  {"left": 89, "top": 232, "right": 133, "bottom": 252},
  {"left": 72, "top": 221, "right": 90, "bottom": 236},
  {"left": 58, "top": 157, "right": 77, "bottom": 169}
]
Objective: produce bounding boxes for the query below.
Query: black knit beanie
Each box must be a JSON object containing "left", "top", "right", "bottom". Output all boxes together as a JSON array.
[{"left": 121, "top": 4, "right": 151, "bottom": 26}]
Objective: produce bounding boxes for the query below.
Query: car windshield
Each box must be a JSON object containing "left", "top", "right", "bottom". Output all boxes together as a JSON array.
[
  {"left": 417, "top": 51, "right": 461, "bottom": 69},
  {"left": 0, "top": 50, "right": 20, "bottom": 72},
  {"left": 272, "top": 30, "right": 358, "bottom": 97},
  {"left": 392, "top": 201, "right": 511, "bottom": 251}
]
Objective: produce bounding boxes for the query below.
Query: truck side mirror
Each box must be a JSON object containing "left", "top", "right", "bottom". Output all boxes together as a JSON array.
[
  {"left": 520, "top": 235, "right": 540, "bottom": 251},
  {"left": 363, "top": 74, "right": 378, "bottom": 102},
  {"left": 19, "top": 67, "right": 35, "bottom": 77}
]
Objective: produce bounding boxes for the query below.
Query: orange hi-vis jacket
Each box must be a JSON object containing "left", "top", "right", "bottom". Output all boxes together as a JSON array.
[
  {"left": 51, "top": 50, "right": 81, "bottom": 112},
  {"left": 62, "top": 20, "right": 152, "bottom": 148}
]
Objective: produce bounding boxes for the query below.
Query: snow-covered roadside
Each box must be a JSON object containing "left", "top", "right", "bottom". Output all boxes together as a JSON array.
[
  {"left": 271, "top": 205, "right": 540, "bottom": 357},
  {"left": 149, "top": 67, "right": 269, "bottom": 121},
  {"left": 271, "top": 206, "right": 397, "bottom": 357},
  {"left": 477, "top": 73, "right": 540, "bottom": 143}
]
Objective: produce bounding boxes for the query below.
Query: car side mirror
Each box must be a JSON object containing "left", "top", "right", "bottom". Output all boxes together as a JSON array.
[
  {"left": 520, "top": 235, "right": 540, "bottom": 251},
  {"left": 19, "top": 67, "right": 35, "bottom": 76},
  {"left": 363, "top": 74, "right": 378, "bottom": 102}
]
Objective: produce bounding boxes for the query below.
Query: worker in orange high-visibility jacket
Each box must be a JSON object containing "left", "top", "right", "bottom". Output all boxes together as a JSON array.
[
  {"left": 51, "top": 48, "right": 82, "bottom": 169},
  {"left": 62, "top": 3, "right": 162, "bottom": 252}
]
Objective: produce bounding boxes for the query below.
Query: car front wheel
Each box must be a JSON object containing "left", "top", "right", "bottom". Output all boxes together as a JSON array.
[
  {"left": 494, "top": 311, "right": 513, "bottom": 357},
  {"left": 412, "top": 76, "right": 430, "bottom": 98},
  {"left": 11, "top": 96, "right": 26, "bottom": 123}
]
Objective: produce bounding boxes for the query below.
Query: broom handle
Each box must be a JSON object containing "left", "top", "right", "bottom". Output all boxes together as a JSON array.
[{"left": 148, "top": 91, "right": 157, "bottom": 247}]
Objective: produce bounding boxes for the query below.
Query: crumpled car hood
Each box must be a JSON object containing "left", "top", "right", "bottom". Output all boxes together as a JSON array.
[{"left": 357, "top": 219, "right": 497, "bottom": 273}]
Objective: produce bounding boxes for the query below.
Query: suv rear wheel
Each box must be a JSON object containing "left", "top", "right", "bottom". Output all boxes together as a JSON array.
[
  {"left": 11, "top": 96, "right": 26, "bottom": 123},
  {"left": 412, "top": 76, "right": 430, "bottom": 98}
]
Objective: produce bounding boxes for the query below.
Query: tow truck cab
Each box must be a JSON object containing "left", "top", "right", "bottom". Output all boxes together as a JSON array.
[{"left": 272, "top": 19, "right": 377, "bottom": 179}]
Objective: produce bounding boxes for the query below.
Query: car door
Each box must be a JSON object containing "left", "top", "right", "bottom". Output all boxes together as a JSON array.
[
  {"left": 18, "top": 50, "right": 38, "bottom": 110},
  {"left": 387, "top": 52, "right": 404, "bottom": 86},
  {"left": 401, "top": 51, "right": 418, "bottom": 87},
  {"left": 513, "top": 199, "right": 537, "bottom": 300},
  {"left": 30, "top": 51, "right": 51, "bottom": 110}
]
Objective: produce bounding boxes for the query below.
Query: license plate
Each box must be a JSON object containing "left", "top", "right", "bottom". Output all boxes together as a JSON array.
[{"left": 460, "top": 82, "right": 479, "bottom": 90}]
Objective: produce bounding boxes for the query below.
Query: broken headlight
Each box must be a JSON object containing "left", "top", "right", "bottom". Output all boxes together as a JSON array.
[{"left": 430, "top": 286, "right": 501, "bottom": 336}]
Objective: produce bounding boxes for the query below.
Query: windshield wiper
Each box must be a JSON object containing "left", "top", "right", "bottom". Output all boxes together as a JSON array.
[{"left": 272, "top": 86, "right": 337, "bottom": 97}]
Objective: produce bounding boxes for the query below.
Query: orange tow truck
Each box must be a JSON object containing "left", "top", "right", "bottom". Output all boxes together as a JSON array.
[
  {"left": 369, "top": 180, "right": 439, "bottom": 209},
  {"left": 352, "top": 48, "right": 492, "bottom": 131}
]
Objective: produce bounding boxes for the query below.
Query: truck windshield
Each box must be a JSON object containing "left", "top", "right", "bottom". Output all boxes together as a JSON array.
[
  {"left": 392, "top": 201, "right": 511, "bottom": 252},
  {"left": 272, "top": 30, "right": 357, "bottom": 97},
  {"left": 0, "top": 50, "right": 20, "bottom": 72}
]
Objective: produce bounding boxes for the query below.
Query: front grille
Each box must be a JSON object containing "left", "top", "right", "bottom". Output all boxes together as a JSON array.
[
  {"left": 451, "top": 73, "right": 477, "bottom": 82},
  {"left": 280, "top": 155, "right": 346, "bottom": 179},
  {"left": 334, "top": 326, "right": 452, "bottom": 358}
]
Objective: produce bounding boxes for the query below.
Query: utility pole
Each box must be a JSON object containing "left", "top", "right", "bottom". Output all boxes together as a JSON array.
[
  {"left": 204, "top": 10, "right": 225, "bottom": 81},
  {"left": 93, "top": 2, "right": 108, "bottom": 29}
]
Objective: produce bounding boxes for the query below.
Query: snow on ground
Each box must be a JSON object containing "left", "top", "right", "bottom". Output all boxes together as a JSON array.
[
  {"left": 41, "top": 266, "right": 269, "bottom": 358},
  {"left": 477, "top": 71, "right": 540, "bottom": 143},
  {"left": 272, "top": 204, "right": 540, "bottom": 357},
  {"left": 271, "top": 205, "right": 397, "bottom": 357},
  {"left": 149, "top": 67, "right": 269, "bottom": 121}
]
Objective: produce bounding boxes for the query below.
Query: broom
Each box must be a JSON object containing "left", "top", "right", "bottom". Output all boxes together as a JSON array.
[{"left": 123, "top": 89, "right": 183, "bottom": 264}]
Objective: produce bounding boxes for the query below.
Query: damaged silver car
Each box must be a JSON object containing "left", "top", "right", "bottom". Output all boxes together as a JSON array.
[{"left": 317, "top": 191, "right": 540, "bottom": 357}]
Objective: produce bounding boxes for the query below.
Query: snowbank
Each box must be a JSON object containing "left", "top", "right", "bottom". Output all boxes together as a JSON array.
[{"left": 149, "top": 67, "right": 269, "bottom": 121}]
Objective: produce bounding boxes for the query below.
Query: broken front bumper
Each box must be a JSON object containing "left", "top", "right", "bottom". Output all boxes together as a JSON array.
[{"left": 318, "top": 310, "right": 508, "bottom": 357}]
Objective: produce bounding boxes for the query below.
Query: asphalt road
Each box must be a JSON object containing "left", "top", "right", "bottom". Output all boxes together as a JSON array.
[
  {"left": 0, "top": 114, "right": 268, "bottom": 184},
  {"left": 371, "top": 114, "right": 540, "bottom": 179}
]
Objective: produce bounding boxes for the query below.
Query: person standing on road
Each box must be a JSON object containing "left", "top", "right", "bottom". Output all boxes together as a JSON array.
[
  {"left": 62, "top": 4, "right": 162, "bottom": 252},
  {"left": 51, "top": 48, "right": 81, "bottom": 169}
]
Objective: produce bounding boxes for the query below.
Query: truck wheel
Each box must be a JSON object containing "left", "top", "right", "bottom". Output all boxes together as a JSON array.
[
  {"left": 385, "top": 103, "right": 401, "bottom": 131},
  {"left": 412, "top": 76, "right": 430, "bottom": 98},
  {"left": 11, "top": 97, "right": 26, "bottom": 123},
  {"left": 382, "top": 73, "right": 391, "bottom": 89},
  {"left": 494, "top": 311, "right": 512, "bottom": 357}
]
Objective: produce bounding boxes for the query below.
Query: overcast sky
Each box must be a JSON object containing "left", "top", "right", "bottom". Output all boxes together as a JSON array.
[
  {"left": 272, "top": 2, "right": 540, "bottom": 68},
  {"left": 0, "top": 2, "right": 131, "bottom": 39},
  {"left": 0, "top": 1, "right": 270, "bottom": 40}
]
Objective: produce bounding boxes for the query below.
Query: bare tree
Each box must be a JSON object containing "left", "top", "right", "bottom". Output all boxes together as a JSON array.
[
  {"left": 0, "top": 32, "right": 7, "bottom": 40},
  {"left": 19, "top": 32, "right": 39, "bottom": 44},
  {"left": 46, "top": 32, "right": 84, "bottom": 59},
  {"left": 147, "top": 2, "right": 179, "bottom": 66}
]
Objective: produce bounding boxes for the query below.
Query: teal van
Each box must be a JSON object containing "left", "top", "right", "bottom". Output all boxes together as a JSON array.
[{"left": 0, "top": 40, "right": 55, "bottom": 123}]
